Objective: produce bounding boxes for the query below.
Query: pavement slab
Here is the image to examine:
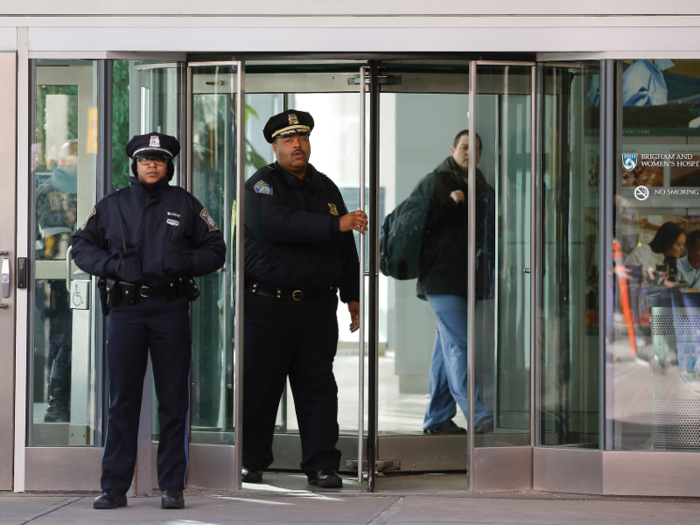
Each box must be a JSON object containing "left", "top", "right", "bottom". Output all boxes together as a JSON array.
[{"left": 1, "top": 492, "right": 700, "bottom": 525}]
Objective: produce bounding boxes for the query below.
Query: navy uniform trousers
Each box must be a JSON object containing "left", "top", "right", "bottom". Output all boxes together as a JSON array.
[
  {"left": 243, "top": 291, "right": 342, "bottom": 476},
  {"left": 101, "top": 294, "right": 191, "bottom": 493}
]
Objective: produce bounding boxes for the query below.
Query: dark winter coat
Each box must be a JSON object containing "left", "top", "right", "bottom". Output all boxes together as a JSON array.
[
  {"left": 244, "top": 162, "right": 360, "bottom": 304},
  {"left": 416, "top": 156, "right": 495, "bottom": 299}
]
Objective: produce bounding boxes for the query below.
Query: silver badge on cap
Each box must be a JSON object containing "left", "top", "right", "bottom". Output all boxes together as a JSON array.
[{"left": 149, "top": 135, "right": 160, "bottom": 148}]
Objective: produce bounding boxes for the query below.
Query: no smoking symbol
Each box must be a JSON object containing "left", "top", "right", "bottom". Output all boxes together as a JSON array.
[{"left": 634, "top": 185, "right": 650, "bottom": 201}]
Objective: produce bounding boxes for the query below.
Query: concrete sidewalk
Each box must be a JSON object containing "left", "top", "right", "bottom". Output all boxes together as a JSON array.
[{"left": 2, "top": 491, "right": 700, "bottom": 525}]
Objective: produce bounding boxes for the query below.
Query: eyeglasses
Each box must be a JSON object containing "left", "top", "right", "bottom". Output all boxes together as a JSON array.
[{"left": 136, "top": 157, "right": 167, "bottom": 166}]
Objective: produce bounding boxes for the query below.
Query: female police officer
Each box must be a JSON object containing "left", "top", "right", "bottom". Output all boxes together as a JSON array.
[{"left": 71, "top": 133, "right": 226, "bottom": 510}]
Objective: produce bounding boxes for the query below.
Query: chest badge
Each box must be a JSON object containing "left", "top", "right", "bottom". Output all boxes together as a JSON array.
[{"left": 328, "top": 203, "right": 339, "bottom": 216}]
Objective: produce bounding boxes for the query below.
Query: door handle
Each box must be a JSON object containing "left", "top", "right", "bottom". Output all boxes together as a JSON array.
[
  {"left": 1, "top": 257, "right": 9, "bottom": 298},
  {"left": 66, "top": 245, "right": 73, "bottom": 292}
]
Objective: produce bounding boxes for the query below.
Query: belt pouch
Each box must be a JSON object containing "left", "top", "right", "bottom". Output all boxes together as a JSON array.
[
  {"left": 120, "top": 281, "right": 139, "bottom": 305},
  {"left": 178, "top": 275, "right": 201, "bottom": 301}
]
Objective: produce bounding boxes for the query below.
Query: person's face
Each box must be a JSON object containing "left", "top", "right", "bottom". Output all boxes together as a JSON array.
[
  {"left": 451, "top": 134, "right": 481, "bottom": 172},
  {"left": 689, "top": 238, "right": 700, "bottom": 267},
  {"left": 136, "top": 156, "right": 169, "bottom": 187},
  {"left": 666, "top": 233, "right": 686, "bottom": 258},
  {"left": 58, "top": 152, "right": 78, "bottom": 176},
  {"left": 273, "top": 133, "right": 310, "bottom": 176}
]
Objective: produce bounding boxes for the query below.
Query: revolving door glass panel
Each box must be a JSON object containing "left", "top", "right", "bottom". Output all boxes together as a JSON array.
[
  {"left": 473, "top": 64, "right": 532, "bottom": 447},
  {"left": 240, "top": 67, "right": 364, "bottom": 470},
  {"left": 540, "top": 62, "right": 601, "bottom": 448},
  {"left": 189, "top": 65, "right": 240, "bottom": 443}
]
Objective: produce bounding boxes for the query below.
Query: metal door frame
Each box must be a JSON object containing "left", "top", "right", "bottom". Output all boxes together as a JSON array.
[{"left": 0, "top": 52, "right": 18, "bottom": 491}]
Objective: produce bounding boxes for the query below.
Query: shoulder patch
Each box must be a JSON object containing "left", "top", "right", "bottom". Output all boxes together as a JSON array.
[
  {"left": 80, "top": 207, "right": 96, "bottom": 230},
  {"left": 254, "top": 180, "right": 273, "bottom": 195},
  {"left": 200, "top": 208, "right": 219, "bottom": 232}
]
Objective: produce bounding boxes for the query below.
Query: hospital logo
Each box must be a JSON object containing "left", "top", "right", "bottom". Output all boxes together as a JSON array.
[
  {"left": 622, "top": 153, "right": 638, "bottom": 171},
  {"left": 634, "top": 185, "right": 650, "bottom": 201}
]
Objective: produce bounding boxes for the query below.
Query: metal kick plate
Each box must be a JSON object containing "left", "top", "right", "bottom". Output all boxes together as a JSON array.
[{"left": 70, "top": 281, "right": 89, "bottom": 310}]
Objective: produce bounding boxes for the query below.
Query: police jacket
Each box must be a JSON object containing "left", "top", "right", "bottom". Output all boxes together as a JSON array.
[
  {"left": 71, "top": 177, "right": 226, "bottom": 286},
  {"left": 416, "top": 156, "right": 495, "bottom": 300},
  {"left": 244, "top": 162, "right": 360, "bottom": 304}
]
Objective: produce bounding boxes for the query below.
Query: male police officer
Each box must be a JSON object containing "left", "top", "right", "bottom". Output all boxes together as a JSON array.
[
  {"left": 243, "top": 110, "right": 367, "bottom": 489},
  {"left": 71, "top": 133, "right": 226, "bottom": 510}
]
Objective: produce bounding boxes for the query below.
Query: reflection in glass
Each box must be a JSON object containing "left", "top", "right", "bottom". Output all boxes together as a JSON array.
[
  {"left": 614, "top": 59, "right": 700, "bottom": 451},
  {"left": 541, "top": 63, "right": 600, "bottom": 447},
  {"left": 31, "top": 61, "right": 99, "bottom": 445}
]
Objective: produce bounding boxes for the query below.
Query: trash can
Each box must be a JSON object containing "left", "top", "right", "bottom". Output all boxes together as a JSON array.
[{"left": 649, "top": 290, "right": 700, "bottom": 451}]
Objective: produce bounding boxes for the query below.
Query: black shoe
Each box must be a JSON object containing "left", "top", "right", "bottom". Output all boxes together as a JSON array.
[
  {"left": 161, "top": 488, "right": 185, "bottom": 509},
  {"left": 474, "top": 415, "right": 494, "bottom": 434},
  {"left": 308, "top": 469, "right": 343, "bottom": 489},
  {"left": 423, "top": 419, "right": 467, "bottom": 435},
  {"left": 242, "top": 467, "right": 263, "bottom": 483},
  {"left": 93, "top": 490, "right": 127, "bottom": 510},
  {"left": 44, "top": 400, "right": 69, "bottom": 423}
]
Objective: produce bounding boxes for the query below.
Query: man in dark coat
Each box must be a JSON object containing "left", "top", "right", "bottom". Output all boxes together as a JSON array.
[
  {"left": 417, "top": 130, "right": 495, "bottom": 435},
  {"left": 72, "top": 132, "right": 226, "bottom": 510},
  {"left": 242, "top": 110, "right": 367, "bottom": 489}
]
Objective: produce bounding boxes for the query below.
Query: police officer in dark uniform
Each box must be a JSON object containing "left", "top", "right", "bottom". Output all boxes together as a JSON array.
[
  {"left": 71, "top": 133, "right": 226, "bottom": 510},
  {"left": 242, "top": 110, "right": 367, "bottom": 489}
]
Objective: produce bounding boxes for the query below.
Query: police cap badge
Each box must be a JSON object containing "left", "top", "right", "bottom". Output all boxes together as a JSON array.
[
  {"left": 126, "top": 132, "right": 181, "bottom": 159},
  {"left": 263, "top": 109, "right": 314, "bottom": 144}
]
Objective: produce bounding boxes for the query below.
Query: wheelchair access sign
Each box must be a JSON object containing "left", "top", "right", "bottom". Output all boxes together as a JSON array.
[{"left": 70, "top": 281, "right": 89, "bottom": 310}]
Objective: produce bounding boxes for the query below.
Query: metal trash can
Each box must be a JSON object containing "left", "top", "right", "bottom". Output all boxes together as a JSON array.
[{"left": 649, "top": 291, "right": 700, "bottom": 451}]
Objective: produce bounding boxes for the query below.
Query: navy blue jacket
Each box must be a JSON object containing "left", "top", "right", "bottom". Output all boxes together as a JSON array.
[
  {"left": 71, "top": 177, "right": 226, "bottom": 286},
  {"left": 244, "top": 162, "right": 360, "bottom": 304}
]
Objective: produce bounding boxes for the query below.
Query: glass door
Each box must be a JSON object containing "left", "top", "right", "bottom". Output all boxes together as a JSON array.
[{"left": 29, "top": 60, "right": 102, "bottom": 448}]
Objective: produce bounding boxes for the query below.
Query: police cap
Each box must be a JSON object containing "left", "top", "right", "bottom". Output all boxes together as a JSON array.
[
  {"left": 263, "top": 110, "right": 314, "bottom": 144},
  {"left": 126, "top": 132, "right": 181, "bottom": 160}
]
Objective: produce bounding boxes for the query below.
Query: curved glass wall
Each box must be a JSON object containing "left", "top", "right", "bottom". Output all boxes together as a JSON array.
[{"left": 613, "top": 59, "right": 700, "bottom": 451}]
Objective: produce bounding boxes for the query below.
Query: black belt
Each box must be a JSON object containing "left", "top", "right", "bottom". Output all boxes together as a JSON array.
[{"left": 245, "top": 280, "right": 336, "bottom": 301}]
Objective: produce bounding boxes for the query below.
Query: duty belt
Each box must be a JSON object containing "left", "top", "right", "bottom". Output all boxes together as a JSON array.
[{"left": 245, "top": 280, "right": 336, "bottom": 301}]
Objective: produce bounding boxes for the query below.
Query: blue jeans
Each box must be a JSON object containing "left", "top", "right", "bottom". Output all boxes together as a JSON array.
[{"left": 423, "top": 294, "right": 490, "bottom": 430}]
